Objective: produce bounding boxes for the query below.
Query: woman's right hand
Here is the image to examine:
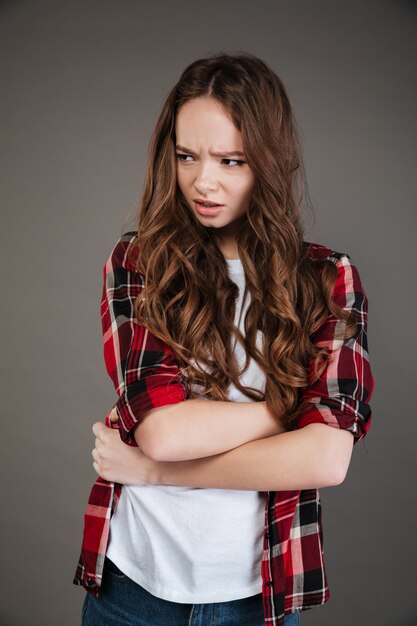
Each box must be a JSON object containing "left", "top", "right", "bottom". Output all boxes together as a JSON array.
[{"left": 92, "top": 421, "right": 158, "bottom": 486}]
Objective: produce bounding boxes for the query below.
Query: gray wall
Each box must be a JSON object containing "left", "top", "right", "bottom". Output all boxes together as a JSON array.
[{"left": 1, "top": 1, "right": 416, "bottom": 625}]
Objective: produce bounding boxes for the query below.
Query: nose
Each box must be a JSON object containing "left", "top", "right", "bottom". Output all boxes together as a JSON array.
[{"left": 194, "top": 160, "right": 218, "bottom": 193}]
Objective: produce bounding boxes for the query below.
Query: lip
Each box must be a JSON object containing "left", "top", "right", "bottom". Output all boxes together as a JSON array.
[
  {"left": 194, "top": 198, "right": 222, "bottom": 205},
  {"left": 194, "top": 201, "right": 223, "bottom": 216}
]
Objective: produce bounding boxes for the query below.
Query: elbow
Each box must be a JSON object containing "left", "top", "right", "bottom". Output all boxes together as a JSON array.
[
  {"left": 314, "top": 461, "right": 349, "bottom": 489},
  {"left": 136, "top": 435, "right": 160, "bottom": 462},
  {"left": 309, "top": 464, "right": 347, "bottom": 489},
  {"left": 327, "top": 463, "right": 349, "bottom": 487},
  {"left": 143, "top": 438, "right": 173, "bottom": 463},
  {"left": 304, "top": 424, "right": 354, "bottom": 488},
  {"left": 134, "top": 412, "right": 174, "bottom": 462},
  {"left": 322, "top": 436, "right": 354, "bottom": 487},
  {"left": 145, "top": 436, "right": 186, "bottom": 463}
]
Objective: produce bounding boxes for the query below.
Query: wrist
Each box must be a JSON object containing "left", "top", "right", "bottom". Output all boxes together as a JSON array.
[
  {"left": 147, "top": 457, "right": 167, "bottom": 485},
  {"left": 260, "top": 401, "right": 287, "bottom": 436},
  {"left": 150, "top": 458, "right": 194, "bottom": 487}
]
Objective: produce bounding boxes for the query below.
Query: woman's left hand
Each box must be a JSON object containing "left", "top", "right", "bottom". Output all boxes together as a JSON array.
[{"left": 91, "top": 420, "right": 156, "bottom": 486}]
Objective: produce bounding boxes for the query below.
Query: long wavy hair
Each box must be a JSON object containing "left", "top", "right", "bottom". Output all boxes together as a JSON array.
[{"left": 124, "top": 51, "right": 358, "bottom": 431}]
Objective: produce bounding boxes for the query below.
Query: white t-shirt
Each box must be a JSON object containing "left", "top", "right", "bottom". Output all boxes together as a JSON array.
[{"left": 106, "top": 258, "right": 267, "bottom": 603}]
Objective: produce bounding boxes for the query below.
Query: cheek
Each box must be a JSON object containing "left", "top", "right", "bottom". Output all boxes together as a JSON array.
[
  {"left": 176, "top": 167, "right": 191, "bottom": 192},
  {"left": 232, "top": 169, "right": 255, "bottom": 190},
  {"left": 236, "top": 177, "right": 255, "bottom": 203}
]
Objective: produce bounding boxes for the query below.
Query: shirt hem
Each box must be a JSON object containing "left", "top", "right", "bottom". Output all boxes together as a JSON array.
[{"left": 108, "top": 554, "right": 263, "bottom": 604}]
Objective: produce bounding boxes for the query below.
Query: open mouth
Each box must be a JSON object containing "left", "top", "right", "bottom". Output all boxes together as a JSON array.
[
  {"left": 196, "top": 201, "right": 220, "bottom": 208},
  {"left": 194, "top": 201, "right": 223, "bottom": 215}
]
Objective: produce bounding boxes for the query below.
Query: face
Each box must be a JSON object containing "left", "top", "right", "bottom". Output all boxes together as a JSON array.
[{"left": 175, "top": 96, "right": 255, "bottom": 259}]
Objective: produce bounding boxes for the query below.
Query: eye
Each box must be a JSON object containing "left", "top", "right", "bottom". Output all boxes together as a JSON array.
[
  {"left": 175, "top": 153, "right": 193, "bottom": 163},
  {"left": 222, "top": 159, "right": 245, "bottom": 167},
  {"left": 175, "top": 153, "right": 245, "bottom": 167}
]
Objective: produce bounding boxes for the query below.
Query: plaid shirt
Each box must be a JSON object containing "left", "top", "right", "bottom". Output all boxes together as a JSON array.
[{"left": 73, "top": 231, "right": 374, "bottom": 625}]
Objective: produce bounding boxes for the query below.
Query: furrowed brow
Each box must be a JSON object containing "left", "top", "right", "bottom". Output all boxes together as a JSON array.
[{"left": 176, "top": 145, "right": 245, "bottom": 157}]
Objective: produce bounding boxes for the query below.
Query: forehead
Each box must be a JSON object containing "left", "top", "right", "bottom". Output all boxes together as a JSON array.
[{"left": 175, "top": 97, "right": 242, "bottom": 147}]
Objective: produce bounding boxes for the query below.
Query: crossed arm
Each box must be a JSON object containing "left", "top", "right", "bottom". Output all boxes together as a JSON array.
[
  {"left": 134, "top": 398, "right": 287, "bottom": 461},
  {"left": 93, "top": 235, "right": 372, "bottom": 492},
  {"left": 92, "top": 397, "right": 354, "bottom": 491}
]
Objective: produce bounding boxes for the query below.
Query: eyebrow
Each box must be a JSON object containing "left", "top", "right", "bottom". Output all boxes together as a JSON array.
[{"left": 175, "top": 145, "right": 245, "bottom": 157}]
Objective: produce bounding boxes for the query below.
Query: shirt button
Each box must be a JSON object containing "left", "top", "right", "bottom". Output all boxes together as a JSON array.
[{"left": 266, "top": 580, "right": 273, "bottom": 587}]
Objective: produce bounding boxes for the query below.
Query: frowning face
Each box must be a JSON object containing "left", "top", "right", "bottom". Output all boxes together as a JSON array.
[{"left": 175, "top": 96, "right": 255, "bottom": 259}]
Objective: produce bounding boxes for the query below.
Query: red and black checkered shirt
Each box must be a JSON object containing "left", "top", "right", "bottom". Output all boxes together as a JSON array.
[{"left": 73, "top": 231, "right": 374, "bottom": 625}]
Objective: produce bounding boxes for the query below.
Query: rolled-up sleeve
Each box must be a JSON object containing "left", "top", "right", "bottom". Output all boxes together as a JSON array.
[
  {"left": 297, "top": 254, "right": 374, "bottom": 445},
  {"left": 101, "top": 233, "right": 189, "bottom": 446}
]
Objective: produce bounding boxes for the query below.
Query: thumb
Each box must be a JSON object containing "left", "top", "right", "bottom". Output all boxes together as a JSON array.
[{"left": 109, "top": 407, "right": 119, "bottom": 423}]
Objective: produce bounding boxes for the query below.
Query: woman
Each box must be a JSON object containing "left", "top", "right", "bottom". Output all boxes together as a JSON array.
[{"left": 73, "top": 51, "right": 374, "bottom": 626}]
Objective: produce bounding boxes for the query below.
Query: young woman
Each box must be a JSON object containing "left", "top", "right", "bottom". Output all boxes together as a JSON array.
[{"left": 73, "top": 52, "right": 374, "bottom": 626}]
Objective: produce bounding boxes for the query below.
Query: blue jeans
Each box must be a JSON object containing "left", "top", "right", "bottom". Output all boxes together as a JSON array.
[{"left": 81, "top": 556, "right": 301, "bottom": 625}]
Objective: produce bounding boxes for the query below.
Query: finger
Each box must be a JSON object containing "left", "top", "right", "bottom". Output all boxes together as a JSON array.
[
  {"left": 91, "top": 448, "right": 99, "bottom": 462},
  {"left": 92, "top": 422, "right": 105, "bottom": 437},
  {"left": 109, "top": 408, "right": 118, "bottom": 423},
  {"left": 94, "top": 437, "right": 105, "bottom": 452}
]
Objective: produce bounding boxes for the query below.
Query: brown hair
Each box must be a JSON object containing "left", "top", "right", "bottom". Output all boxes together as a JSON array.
[{"left": 125, "top": 51, "right": 357, "bottom": 430}]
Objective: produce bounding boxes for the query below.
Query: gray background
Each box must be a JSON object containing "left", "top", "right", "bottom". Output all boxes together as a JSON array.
[{"left": 1, "top": 1, "right": 416, "bottom": 625}]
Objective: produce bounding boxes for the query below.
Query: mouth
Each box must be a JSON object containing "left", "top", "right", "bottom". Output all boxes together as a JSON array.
[{"left": 194, "top": 201, "right": 223, "bottom": 216}]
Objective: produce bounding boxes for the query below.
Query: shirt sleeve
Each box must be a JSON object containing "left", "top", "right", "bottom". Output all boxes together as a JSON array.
[
  {"left": 296, "top": 254, "right": 374, "bottom": 445},
  {"left": 101, "top": 233, "right": 189, "bottom": 446}
]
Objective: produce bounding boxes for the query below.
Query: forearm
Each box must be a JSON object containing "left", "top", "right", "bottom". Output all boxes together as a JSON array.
[
  {"left": 135, "top": 398, "right": 287, "bottom": 462},
  {"left": 149, "top": 423, "right": 354, "bottom": 491}
]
